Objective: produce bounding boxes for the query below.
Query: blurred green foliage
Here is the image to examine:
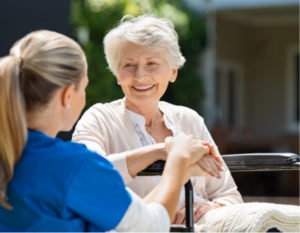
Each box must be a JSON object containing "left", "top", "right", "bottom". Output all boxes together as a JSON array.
[{"left": 70, "top": 0, "right": 206, "bottom": 111}]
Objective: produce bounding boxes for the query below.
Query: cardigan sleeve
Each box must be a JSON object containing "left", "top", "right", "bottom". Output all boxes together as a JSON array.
[
  {"left": 72, "top": 106, "right": 108, "bottom": 156},
  {"left": 72, "top": 105, "right": 134, "bottom": 184}
]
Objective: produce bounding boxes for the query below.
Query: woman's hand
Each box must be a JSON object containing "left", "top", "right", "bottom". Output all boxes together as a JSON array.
[
  {"left": 164, "top": 134, "right": 224, "bottom": 183},
  {"left": 184, "top": 142, "right": 223, "bottom": 180},
  {"left": 164, "top": 134, "right": 209, "bottom": 165},
  {"left": 196, "top": 142, "right": 223, "bottom": 178},
  {"left": 193, "top": 201, "right": 221, "bottom": 222},
  {"left": 164, "top": 134, "right": 211, "bottom": 183},
  {"left": 173, "top": 201, "right": 222, "bottom": 224},
  {"left": 197, "top": 154, "right": 223, "bottom": 179}
]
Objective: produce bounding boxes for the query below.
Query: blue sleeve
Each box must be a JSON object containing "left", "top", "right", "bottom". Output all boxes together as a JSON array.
[{"left": 65, "top": 152, "right": 132, "bottom": 231}]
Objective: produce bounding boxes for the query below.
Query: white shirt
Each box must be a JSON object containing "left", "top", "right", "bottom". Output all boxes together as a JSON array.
[{"left": 127, "top": 108, "right": 207, "bottom": 205}]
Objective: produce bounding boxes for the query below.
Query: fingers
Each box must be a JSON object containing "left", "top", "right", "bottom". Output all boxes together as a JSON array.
[
  {"left": 173, "top": 203, "right": 186, "bottom": 224},
  {"left": 175, "top": 201, "right": 221, "bottom": 225},
  {"left": 164, "top": 133, "right": 193, "bottom": 156},
  {"left": 197, "top": 155, "right": 221, "bottom": 178},
  {"left": 164, "top": 134, "right": 224, "bottom": 182},
  {"left": 193, "top": 202, "right": 220, "bottom": 222},
  {"left": 204, "top": 155, "right": 223, "bottom": 172},
  {"left": 198, "top": 157, "right": 215, "bottom": 178},
  {"left": 193, "top": 202, "right": 205, "bottom": 222},
  {"left": 175, "top": 202, "right": 215, "bottom": 224},
  {"left": 205, "top": 155, "right": 223, "bottom": 178},
  {"left": 165, "top": 133, "right": 209, "bottom": 164},
  {"left": 194, "top": 204, "right": 208, "bottom": 222},
  {"left": 203, "top": 142, "right": 222, "bottom": 164}
]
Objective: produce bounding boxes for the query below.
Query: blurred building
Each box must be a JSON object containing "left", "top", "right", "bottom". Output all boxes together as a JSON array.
[
  {"left": 185, "top": 0, "right": 299, "bottom": 201},
  {"left": 0, "top": 0, "right": 72, "bottom": 57},
  {"left": 186, "top": 0, "right": 299, "bottom": 155},
  {"left": 0, "top": 0, "right": 74, "bottom": 140}
]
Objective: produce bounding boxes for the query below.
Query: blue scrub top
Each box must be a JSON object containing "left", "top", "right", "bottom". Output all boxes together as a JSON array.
[{"left": 0, "top": 130, "right": 132, "bottom": 232}]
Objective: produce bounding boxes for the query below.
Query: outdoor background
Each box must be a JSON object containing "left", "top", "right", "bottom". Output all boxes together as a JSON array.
[{"left": 0, "top": 0, "right": 299, "bottom": 204}]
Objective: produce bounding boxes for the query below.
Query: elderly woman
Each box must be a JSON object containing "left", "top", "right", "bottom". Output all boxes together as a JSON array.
[
  {"left": 0, "top": 30, "right": 222, "bottom": 231},
  {"left": 72, "top": 14, "right": 243, "bottom": 224}
]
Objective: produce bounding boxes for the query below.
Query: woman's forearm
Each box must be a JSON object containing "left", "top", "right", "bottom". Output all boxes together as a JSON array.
[{"left": 125, "top": 142, "right": 166, "bottom": 178}]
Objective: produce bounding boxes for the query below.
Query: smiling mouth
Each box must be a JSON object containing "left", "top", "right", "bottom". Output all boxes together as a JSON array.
[{"left": 132, "top": 84, "right": 155, "bottom": 92}]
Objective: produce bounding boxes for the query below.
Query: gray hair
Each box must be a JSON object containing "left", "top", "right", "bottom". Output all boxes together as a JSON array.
[{"left": 103, "top": 15, "right": 186, "bottom": 76}]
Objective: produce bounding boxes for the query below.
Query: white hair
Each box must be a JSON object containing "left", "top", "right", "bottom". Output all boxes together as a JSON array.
[{"left": 103, "top": 15, "right": 186, "bottom": 76}]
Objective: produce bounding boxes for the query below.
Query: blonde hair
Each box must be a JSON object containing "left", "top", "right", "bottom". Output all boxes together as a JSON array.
[
  {"left": 103, "top": 14, "right": 186, "bottom": 76},
  {"left": 0, "top": 30, "right": 86, "bottom": 209}
]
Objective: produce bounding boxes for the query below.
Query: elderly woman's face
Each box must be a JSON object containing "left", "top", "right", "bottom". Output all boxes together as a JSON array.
[{"left": 117, "top": 42, "right": 177, "bottom": 110}]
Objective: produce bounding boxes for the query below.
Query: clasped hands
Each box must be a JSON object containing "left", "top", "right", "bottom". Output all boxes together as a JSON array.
[{"left": 164, "top": 133, "right": 223, "bottom": 182}]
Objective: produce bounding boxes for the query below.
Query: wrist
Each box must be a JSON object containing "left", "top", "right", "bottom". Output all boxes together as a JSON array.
[
  {"left": 163, "top": 150, "right": 189, "bottom": 180},
  {"left": 156, "top": 142, "right": 167, "bottom": 160}
]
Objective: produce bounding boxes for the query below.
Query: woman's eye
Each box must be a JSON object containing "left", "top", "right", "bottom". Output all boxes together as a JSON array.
[
  {"left": 148, "top": 62, "right": 157, "bottom": 66},
  {"left": 124, "top": 63, "right": 134, "bottom": 68}
]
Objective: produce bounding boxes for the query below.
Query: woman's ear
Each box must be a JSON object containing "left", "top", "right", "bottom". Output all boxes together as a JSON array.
[
  {"left": 116, "top": 77, "right": 121, "bottom": 85},
  {"left": 169, "top": 68, "right": 178, "bottom": 83},
  {"left": 61, "top": 84, "right": 75, "bottom": 108}
]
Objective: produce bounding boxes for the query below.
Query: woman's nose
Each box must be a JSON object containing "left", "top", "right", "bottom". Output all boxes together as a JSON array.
[{"left": 134, "top": 65, "right": 146, "bottom": 79}]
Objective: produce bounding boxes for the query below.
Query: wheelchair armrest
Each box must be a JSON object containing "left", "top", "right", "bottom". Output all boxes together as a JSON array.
[
  {"left": 138, "top": 153, "right": 300, "bottom": 175},
  {"left": 222, "top": 153, "right": 300, "bottom": 172},
  {"left": 137, "top": 160, "right": 165, "bottom": 176}
]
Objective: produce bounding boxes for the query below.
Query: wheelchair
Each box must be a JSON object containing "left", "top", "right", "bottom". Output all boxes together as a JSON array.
[{"left": 138, "top": 152, "right": 300, "bottom": 232}]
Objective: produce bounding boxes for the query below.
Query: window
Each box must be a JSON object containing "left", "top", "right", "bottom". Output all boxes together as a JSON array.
[
  {"left": 286, "top": 46, "right": 299, "bottom": 133},
  {"left": 295, "top": 53, "right": 299, "bottom": 123},
  {"left": 215, "top": 62, "right": 244, "bottom": 129}
]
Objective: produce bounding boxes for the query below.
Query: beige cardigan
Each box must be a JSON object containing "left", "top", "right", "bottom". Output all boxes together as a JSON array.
[{"left": 72, "top": 98, "right": 243, "bottom": 206}]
